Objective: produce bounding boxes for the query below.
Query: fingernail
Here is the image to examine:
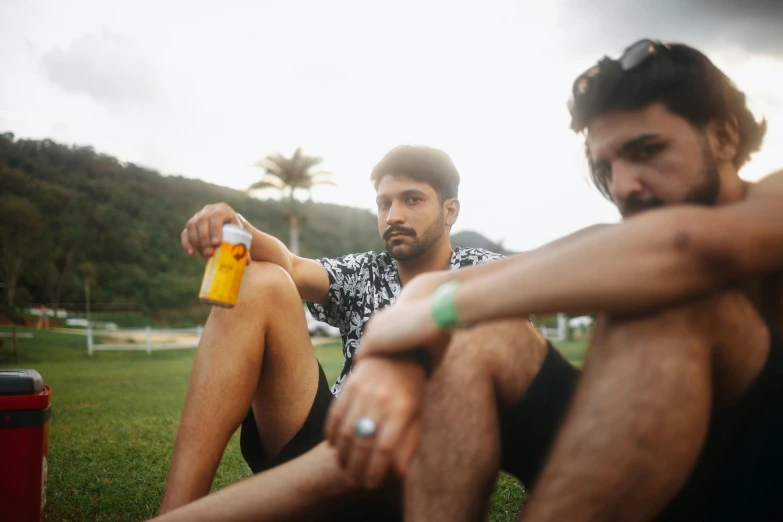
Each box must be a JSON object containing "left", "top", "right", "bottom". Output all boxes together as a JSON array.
[
  {"left": 187, "top": 249, "right": 194, "bottom": 256},
  {"left": 204, "top": 248, "right": 213, "bottom": 256},
  {"left": 212, "top": 236, "right": 219, "bottom": 245}
]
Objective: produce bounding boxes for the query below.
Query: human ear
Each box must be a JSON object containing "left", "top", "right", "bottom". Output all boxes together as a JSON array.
[
  {"left": 444, "top": 198, "right": 460, "bottom": 226},
  {"left": 708, "top": 117, "right": 739, "bottom": 163}
]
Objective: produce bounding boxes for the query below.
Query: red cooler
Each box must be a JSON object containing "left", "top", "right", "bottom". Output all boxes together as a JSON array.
[{"left": 0, "top": 369, "right": 51, "bottom": 522}]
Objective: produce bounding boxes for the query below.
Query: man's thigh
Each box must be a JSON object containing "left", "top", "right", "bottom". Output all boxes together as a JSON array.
[
  {"left": 596, "top": 289, "right": 781, "bottom": 521},
  {"left": 596, "top": 289, "right": 771, "bottom": 407},
  {"left": 498, "top": 289, "right": 773, "bottom": 492},
  {"left": 658, "top": 295, "right": 783, "bottom": 521}
]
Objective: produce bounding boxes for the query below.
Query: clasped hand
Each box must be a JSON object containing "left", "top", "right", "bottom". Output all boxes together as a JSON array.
[{"left": 324, "top": 272, "right": 456, "bottom": 488}]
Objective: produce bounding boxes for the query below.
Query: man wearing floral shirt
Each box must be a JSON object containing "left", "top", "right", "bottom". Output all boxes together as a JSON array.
[
  {"left": 311, "top": 244, "right": 501, "bottom": 398},
  {"left": 159, "top": 144, "right": 503, "bottom": 517}
]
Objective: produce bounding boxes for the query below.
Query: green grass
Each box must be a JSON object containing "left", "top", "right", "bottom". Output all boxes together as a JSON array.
[
  {"left": 555, "top": 340, "right": 588, "bottom": 367},
  {"left": 0, "top": 326, "right": 586, "bottom": 521}
]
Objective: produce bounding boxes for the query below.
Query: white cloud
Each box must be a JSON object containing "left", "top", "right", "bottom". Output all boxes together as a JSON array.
[{"left": 40, "top": 30, "right": 162, "bottom": 105}]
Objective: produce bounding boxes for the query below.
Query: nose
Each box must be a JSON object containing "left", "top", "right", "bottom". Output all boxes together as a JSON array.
[
  {"left": 385, "top": 201, "right": 405, "bottom": 226},
  {"left": 608, "top": 162, "right": 644, "bottom": 203}
]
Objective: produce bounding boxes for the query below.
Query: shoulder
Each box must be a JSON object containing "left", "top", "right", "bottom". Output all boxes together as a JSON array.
[
  {"left": 747, "top": 169, "right": 783, "bottom": 199},
  {"left": 452, "top": 247, "right": 505, "bottom": 267},
  {"left": 319, "top": 251, "right": 379, "bottom": 271}
]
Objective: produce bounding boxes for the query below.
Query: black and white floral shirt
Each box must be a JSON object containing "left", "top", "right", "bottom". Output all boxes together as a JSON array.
[{"left": 307, "top": 247, "right": 504, "bottom": 396}]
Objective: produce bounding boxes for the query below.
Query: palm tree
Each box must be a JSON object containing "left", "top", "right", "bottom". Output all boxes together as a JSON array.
[{"left": 248, "top": 148, "right": 336, "bottom": 255}]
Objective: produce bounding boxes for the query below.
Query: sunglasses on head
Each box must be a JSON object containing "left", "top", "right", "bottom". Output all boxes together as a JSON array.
[{"left": 568, "top": 39, "right": 672, "bottom": 115}]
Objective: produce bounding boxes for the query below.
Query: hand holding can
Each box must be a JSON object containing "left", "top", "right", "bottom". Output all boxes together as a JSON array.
[
  {"left": 198, "top": 223, "right": 252, "bottom": 308},
  {"left": 181, "top": 203, "right": 252, "bottom": 308},
  {"left": 181, "top": 202, "right": 248, "bottom": 258}
]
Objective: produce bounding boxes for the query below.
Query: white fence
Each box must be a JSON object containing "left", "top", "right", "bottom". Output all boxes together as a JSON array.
[
  {"left": 537, "top": 314, "right": 568, "bottom": 342},
  {"left": 87, "top": 326, "right": 203, "bottom": 356}
]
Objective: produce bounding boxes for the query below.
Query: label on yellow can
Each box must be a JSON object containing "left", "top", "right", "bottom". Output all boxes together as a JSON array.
[{"left": 199, "top": 224, "right": 252, "bottom": 308}]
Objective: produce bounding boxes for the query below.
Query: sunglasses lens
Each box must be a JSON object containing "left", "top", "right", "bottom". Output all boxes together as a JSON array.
[
  {"left": 570, "top": 40, "right": 666, "bottom": 116},
  {"left": 619, "top": 40, "right": 656, "bottom": 70}
]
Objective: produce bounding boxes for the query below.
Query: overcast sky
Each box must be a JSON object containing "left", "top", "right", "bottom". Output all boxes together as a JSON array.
[{"left": 2, "top": 0, "right": 782, "bottom": 251}]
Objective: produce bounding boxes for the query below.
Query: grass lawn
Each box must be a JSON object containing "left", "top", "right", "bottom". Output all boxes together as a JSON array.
[{"left": 0, "top": 326, "right": 586, "bottom": 521}]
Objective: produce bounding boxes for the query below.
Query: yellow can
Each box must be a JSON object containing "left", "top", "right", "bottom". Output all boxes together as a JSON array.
[{"left": 199, "top": 223, "right": 252, "bottom": 308}]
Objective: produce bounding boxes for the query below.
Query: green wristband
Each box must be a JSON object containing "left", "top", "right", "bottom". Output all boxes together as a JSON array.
[{"left": 430, "top": 280, "right": 462, "bottom": 329}]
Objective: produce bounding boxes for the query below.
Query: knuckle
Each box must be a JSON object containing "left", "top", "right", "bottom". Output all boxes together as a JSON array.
[{"left": 374, "top": 392, "right": 390, "bottom": 407}]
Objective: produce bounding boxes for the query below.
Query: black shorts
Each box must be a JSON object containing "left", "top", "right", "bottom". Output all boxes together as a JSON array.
[
  {"left": 499, "top": 342, "right": 581, "bottom": 485},
  {"left": 240, "top": 363, "right": 333, "bottom": 474}
]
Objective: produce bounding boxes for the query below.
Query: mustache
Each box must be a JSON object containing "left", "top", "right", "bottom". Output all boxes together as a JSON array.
[
  {"left": 620, "top": 196, "right": 666, "bottom": 217},
  {"left": 383, "top": 226, "right": 416, "bottom": 241}
]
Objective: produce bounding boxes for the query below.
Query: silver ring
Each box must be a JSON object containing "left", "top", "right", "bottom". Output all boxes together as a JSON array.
[{"left": 354, "top": 416, "right": 377, "bottom": 439}]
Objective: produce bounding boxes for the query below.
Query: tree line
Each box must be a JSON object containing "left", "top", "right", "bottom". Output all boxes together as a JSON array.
[{"left": 0, "top": 133, "right": 509, "bottom": 326}]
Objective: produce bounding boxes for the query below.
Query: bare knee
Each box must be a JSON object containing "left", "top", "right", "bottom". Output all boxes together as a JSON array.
[
  {"left": 439, "top": 318, "right": 549, "bottom": 407},
  {"left": 240, "top": 262, "right": 298, "bottom": 301},
  {"left": 207, "top": 262, "right": 302, "bottom": 329},
  {"left": 598, "top": 290, "right": 762, "bottom": 349},
  {"left": 595, "top": 290, "right": 768, "bottom": 404}
]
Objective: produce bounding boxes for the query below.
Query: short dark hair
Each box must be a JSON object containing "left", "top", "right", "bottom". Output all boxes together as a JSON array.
[
  {"left": 370, "top": 145, "right": 460, "bottom": 201},
  {"left": 568, "top": 40, "right": 767, "bottom": 200}
]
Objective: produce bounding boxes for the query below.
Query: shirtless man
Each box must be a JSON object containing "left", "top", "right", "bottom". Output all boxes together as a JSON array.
[{"left": 330, "top": 39, "right": 783, "bottom": 521}]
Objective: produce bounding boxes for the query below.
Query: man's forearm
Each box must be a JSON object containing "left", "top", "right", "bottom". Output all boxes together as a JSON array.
[
  {"left": 246, "top": 224, "right": 296, "bottom": 273},
  {"left": 416, "top": 223, "right": 613, "bottom": 289},
  {"left": 453, "top": 207, "right": 737, "bottom": 326}
]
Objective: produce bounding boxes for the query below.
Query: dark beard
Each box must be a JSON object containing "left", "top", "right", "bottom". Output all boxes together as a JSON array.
[
  {"left": 384, "top": 211, "right": 446, "bottom": 261},
  {"left": 620, "top": 139, "right": 721, "bottom": 217}
]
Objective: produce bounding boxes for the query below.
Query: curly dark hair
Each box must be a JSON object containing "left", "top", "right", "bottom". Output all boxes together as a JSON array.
[{"left": 568, "top": 41, "right": 767, "bottom": 200}]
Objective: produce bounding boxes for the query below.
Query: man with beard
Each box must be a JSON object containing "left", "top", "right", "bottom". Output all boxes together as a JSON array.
[
  {"left": 158, "top": 144, "right": 503, "bottom": 518},
  {"left": 329, "top": 39, "right": 783, "bottom": 521}
]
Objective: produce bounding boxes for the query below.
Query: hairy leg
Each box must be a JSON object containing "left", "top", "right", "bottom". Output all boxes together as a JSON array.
[
  {"left": 520, "top": 291, "right": 770, "bottom": 522},
  {"left": 405, "top": 319, "right": 551, "bottom": 522},
  {"left": 154, "top": 442, "right": 401, "bottom": 522},
  {"left": 160, "top": 262, "right": 320, "bottom": 512}
]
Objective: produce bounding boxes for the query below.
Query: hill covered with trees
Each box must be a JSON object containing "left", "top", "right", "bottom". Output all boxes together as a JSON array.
[{"left": 0, "top": 133, "right": 511, "bottom": 325}]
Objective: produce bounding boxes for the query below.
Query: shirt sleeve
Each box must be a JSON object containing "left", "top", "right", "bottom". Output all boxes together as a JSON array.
[{"left": 306, "top": 252, "right": 372, "bottom": 331}]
